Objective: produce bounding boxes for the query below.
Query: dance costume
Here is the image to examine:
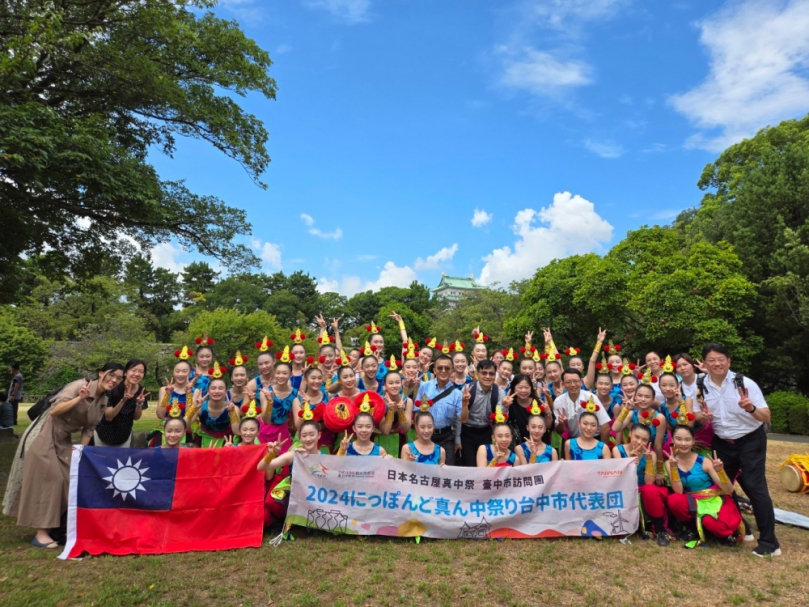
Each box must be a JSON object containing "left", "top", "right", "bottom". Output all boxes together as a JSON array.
[
  {"left": 568, "top": 438, "right": 606, "bottom": 461},
  {"left": 406, "top": 442, "right": 441, "bottom": 465}
]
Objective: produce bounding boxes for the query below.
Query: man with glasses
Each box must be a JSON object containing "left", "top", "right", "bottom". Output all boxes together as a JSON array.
[
  {"left": 553, "top": 368, "right": 610, "bottom": 442},
  {"left": 700, "top": 343, "right": 780, "bottom": 558},
  {"left": 416, "top": 354, "right": 469, "bottom": 465},
  {"left": 459, "top": 360, "right": 506, "bottom": 467}
]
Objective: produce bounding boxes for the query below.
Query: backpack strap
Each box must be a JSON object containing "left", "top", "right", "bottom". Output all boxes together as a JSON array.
[
  {"left": 733, "top": 373, "right": 745, "bottom": 391},
  {"left": 490, "top": 384, "right": 500, "bottom": 412}
]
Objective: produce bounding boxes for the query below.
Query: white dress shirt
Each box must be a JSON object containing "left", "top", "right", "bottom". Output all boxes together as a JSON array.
[
  {"left": 704, "top": 371, "right": 767, "bottom": 440},
  {"left": 553, "top": 389, "right": 611, "bottom": 438}
]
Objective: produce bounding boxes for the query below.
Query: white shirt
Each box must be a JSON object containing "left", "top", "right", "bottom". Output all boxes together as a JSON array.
[
  {"left": 704, "top": 371, "right": 767, "bottom": 440},
  {"left": 680, "top": 377, "right": 698, "bottom": 402},
  {"left": 553, "top": 389, "right": 611, "bottom": 438}
]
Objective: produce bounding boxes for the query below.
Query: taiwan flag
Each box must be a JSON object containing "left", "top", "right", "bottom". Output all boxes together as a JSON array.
[{"left": 59, "top": 445, "right": 266, "bottom": 559}]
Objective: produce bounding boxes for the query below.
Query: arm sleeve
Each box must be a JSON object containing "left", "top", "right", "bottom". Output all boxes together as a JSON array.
[{"left": 747, "top": 378, "right": 768, "bottom": 409}]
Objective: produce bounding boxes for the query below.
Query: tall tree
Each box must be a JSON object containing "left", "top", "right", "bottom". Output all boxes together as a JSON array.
[
  {"left": 182, "top": 261, "right": 220, "bottom": 307},
  {"left": 0, "top": 0, "right": 275, "bottom": 292}
]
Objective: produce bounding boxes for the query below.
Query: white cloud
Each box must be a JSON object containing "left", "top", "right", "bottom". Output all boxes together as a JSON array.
[
  {"left": 583, "top": 139, "right": 625, "bottom": 158},
  {"left": 499, "top": 46, "right": 592, "bottom": 95},
  {"left": 478, "top": 191, "right": 613, "bottom": 286},
  {"left": 471, "top": 209, "right": 493, "bottom": 228},
  {"left": 151, "top": 242, "right": 187, "bottom": 273},
  {"left": 316, "top": 277, "right": 340, "bottom": 293},
  {"left": 528, "top": 0, "right": 629, "bottom": 29},
  {"left": 414, "top": 244, "right": 459, "bottom": 271},
  {"left": 275, "top": 44, "right": 292, "bottom": 55},
  {"left": 306, "top": 0, "right": 371, "bottom": 24},
  {"left": 251, "top": 238, "right": 282, "bottom": 270},
  {"left": 300, "top": 213, "right": 343, "bottom": 240},
  {"left": 669, "top": 0, "right": 809, "bottom": 151},
  {"left": 363, "top": 262, "right": 418, "bottom": 292}
]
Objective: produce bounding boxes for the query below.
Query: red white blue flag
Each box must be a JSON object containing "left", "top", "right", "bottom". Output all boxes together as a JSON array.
[{"left": 59, "top": 445, "right": 265, "bottom": 558}]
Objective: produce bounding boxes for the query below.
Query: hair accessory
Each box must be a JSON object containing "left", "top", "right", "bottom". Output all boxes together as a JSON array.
[
  {"left": 255, "top": 336, "right": 274, "bottom": 352},
  {"left": 290, "top": 329, "right": 306, "bottom": 344},
  {"left": 638, "top": 367, "right": 656, "bottom": 384},
  {"left": 354, "top": 391, "right": 386, "bottom": 424},
  {"left": 306, "top": 355, "right": 316, "bottom": 366},
  {"left": 639, "top": 408, "right": 662, "bottom": 427},
  {"left": 595, "top": 353, "right": 611, "bottom": 375},
  {"left": 299, "top": 401, "right": 315, "bottom": 421},
  {"left": 674, "top": 401, "right": 695, "bottom": 426},
  {"left": 621, "top": 358, "right": 637, "bottom": 376},
  {"left": 403, "top": 338, "right": 418, "bottom": 360},
  {"left": 473, "top": 330, "right": 489, "bottom": 343},
  {"left": 529, "top": 399, "right": 545, "bottom": 415},
  {"left": 543, "top": 348, "right": 561, "bottom": 363},
  {"left": 564, "top": 347, "right": 581, "bottom": 356},
  {"left": 490, "top": 405, "right": 508, "bottom": 424},
  {"left": 520, "top": 344, "right": 537, "bottom": 357},
  {"left": 241, "top": 399, "right": 261, "bottom": 418},
  {"left": 174, "top": 345, "right": 193, "bottom": 361},
  {"left": 581, "top": 395, "right": 601, "bottom": 413},
  {"left": 195, "top": 333, "right": 214, "bottom": 346},
  {"left": 276, "top": 345, "right": 291, "bottom": 363},
  {"left": 362, "top": 341, "right": 376, "bottom": 356},
  {"left": 365, "top": 321, "right": 380, "bottom": 334},
  {"left": 661, "top": 355, "right": 677, "bottom": 373},
  {"left": 229, "top": 350, "right": 248, "bottom": 366},
  {"left": 501, "top": 347, "right": 516, "bottom": 362},
  {"left": 338, "top": 349, "right": 351, "bottom": 367},
  {"left": 322, "top": 396, "right": 358, "bottom": 433},
  {"left": 317, "top": 330, "right": 332, "bottom": 345},
  {"left": 451, "top": 340, "right": 465, "bottom": 353},
  {"left": 532, "top": 349, "right": 543, "bottom": 363},
  {"left": 439, "top": 342, "right": 452, "bottom": 355},
  {"left": 414, "top": 399, "right": 433, "bottom": 412},
  {"left": 208, "top": 361, "right": 227, "bottom": 378},
  {"left": 605, "top": 340, "right": 622, "bottom": 356},
  {"left": 385, "top": 355, "right": 401, "bottom": 371},
  {"left": 167, "top": 396, "right": 183, "bottom": 419},
  {"left": 425, "top": 337, "right": 437, "bottom": 348}
]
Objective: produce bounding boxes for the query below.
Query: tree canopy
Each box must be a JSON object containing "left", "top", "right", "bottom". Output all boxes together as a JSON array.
[{"left": 0, "top": 0, "right": 276, "bottom": 295}]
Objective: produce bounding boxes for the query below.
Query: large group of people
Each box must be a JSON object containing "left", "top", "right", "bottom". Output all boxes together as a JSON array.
[{"left": 3, "top": 315, "right": 781, "bottom": 557}]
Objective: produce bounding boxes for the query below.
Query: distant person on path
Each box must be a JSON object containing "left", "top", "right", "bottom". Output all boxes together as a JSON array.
[
  {"left": 9, "top": 362, "right": 23, "bottom": 425},
  {"left": 0, "top": 391, "right": 13, "bottom": 429}
]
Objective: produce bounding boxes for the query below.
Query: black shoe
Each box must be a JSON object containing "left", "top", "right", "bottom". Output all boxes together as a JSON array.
[
  {"left": 719, "top": 535, "right": 737, "bottom": 547},
  {"left": 752, "top": 545, "right": 782, "bottom": 558},
  {"left": 679, "top": 529, "right": 698, "bottom": 543},
  {"left": 656, "top": 533, "right": 670, "bottom": 547}
]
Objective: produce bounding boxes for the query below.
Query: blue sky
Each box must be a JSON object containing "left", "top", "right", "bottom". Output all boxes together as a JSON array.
[{"left": 149, "top": 0, "right": 809, "bottom": 295}]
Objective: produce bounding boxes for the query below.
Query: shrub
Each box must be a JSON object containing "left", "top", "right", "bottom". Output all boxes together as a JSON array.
[
  {"left": 787, "top": 403, "right": 809, "bottom": 436},
  {"left": 767, "top": 391, "right": 809, "bottom": 434}
]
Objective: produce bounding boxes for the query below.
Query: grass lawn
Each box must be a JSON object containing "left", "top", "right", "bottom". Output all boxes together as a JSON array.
[{"left": 1, "top": 406, "right": 809, "bottom": 607}]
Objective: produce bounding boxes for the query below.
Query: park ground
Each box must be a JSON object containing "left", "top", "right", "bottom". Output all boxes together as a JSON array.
[{"left": 1, "top": 408, "right": 808, "bottom": 607}]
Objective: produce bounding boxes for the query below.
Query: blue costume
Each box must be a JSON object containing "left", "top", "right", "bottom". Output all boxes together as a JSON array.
[
  {"left": 198, "top": 401, "right": 231, "bottom": 433},
  {"left": 406, "top": 442, "right": 441, "bottom": 465},
  {"left": 568, "top": 438, "right": 606, "bottom": 461},
  {"left": 189, "top": 369, "right": 210, "bottom": 397},
  {"left": 678, "top": 455, "right": 713, "bottom": 492},
  {"left": 617, "top": 444, "right": 649, "bottom": 486},
  {"left": 520, "top": 442, "right": 554, "bottom": 463},
  {"left": 290, "top": 373, "right": 303, "bottom": 391},
  {"left": 347, "top": 442, "right": 381, "bottom": 456},
  {"left": 357, "top": 376, "right": 384, "bottom": 395},
  {"left": 269, "top": 388, "right": 298, "bottom": 425},
  {"left": 485, "top": 444, "right": 517, "bottom": 466}
]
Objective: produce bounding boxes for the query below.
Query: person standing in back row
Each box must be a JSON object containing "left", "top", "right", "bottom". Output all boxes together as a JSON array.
[
  {"left": 700, "top": 343, "right": 780, "bottom": 558},
  {"left": 9, "top": 363, "right": 23, "bottom": 426},
  {"left": 459, "top": 360, "right": 509, "bottom": 466}
]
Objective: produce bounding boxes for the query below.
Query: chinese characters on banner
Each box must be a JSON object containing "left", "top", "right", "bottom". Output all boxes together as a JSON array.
[{"left": 286, "top": 454, "right": 639, "bottom": 539}]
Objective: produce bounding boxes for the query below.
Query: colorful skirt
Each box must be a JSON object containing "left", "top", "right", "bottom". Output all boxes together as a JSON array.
[{"left": 259, "top": 421, "right": 291, "bottom": 454}]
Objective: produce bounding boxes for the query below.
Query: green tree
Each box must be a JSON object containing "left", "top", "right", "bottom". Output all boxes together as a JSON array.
[
  {"left": 205, "top": 274, "right": 268, "bottom": 313},
  {"left": 432, "top": 287, "right": 521, "bottom": 351},
  {"left": 0, "top": 0, "right": 276, "bottom": 291},
  {"left": 182, "top": 261, "right": 220, "bottom": 307},
  {"left": 178, "top": 308, "right": 284, "bottom": 368},
  {"left": 0, "top": 307, "right": 50, "bottom": 390}
]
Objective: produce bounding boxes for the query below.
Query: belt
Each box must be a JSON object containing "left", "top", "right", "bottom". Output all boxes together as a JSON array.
[
  {"left": 433, "top": 426, "right": 452, "bottom": 433},
  {"left": 717, "top": 425, "right": 764, "bottom": 445}
]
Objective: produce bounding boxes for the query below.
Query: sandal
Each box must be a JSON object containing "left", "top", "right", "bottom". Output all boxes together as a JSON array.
[{"left": 31, "top": 537, "right": 59, "bottom": 549}]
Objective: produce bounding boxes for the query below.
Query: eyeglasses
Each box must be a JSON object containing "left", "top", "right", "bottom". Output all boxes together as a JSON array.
[
  {"left": 435, "top": 366, "right": 452, "bottom": 372},
  {"left": 108, "top": 374, "right": 124, "bottom": 383},
  {"left": 478, "top": 371, "right": 496, "bottom": 377}
]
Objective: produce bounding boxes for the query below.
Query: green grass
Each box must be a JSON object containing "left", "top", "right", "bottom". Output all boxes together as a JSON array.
[{"left": 2, "top": 406, "right": 809, "bottom": 606}]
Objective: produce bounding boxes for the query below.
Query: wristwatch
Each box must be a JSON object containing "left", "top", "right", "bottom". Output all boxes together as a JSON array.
[{"left": 748, "top": 405, "right": 757, "bottom": 415}]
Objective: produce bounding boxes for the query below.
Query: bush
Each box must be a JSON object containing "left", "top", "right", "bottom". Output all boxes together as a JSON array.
[
  {"left": 767, "top": 391, "right": 809, "bottom": 434},
  {"left": 788, "top": 403, "right": 809, "bottom": 436}
]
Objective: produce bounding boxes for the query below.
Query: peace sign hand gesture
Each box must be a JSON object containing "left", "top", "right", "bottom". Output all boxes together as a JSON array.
[
  {"left": 164, "top": 376, "right": 175, "bottom": 393},
  {"left": 331, "top": 317, "right": 341, "bottom": 331},
  {"left": 502, "top": 393, "right": 514, "bottom": 408},
  {"left": 388, "top": 311, "right": 403, "bottom": 323},
  {"left": 315, "top": 313, "right": 327, "bottom": 329},
  {"left": 462, "top": 384, "right": 472, "bottom": 407},
  {"left": 698, "top": 399, "right": 713, "bottom": 420},
  {"left": 136, "top": 390, "right": 151, "bottom": 405},
  {"left": 738, "top": 387, "right": 754, "bottom": 412},
  {"left": 543, "top": 328, "right": 553, "bottom": 344},
  {"left": 223, "top": 435, "right": 234, "bottom": 447},
  {"left": 525, "top": 330, "right": 533, "bottom": 344},
  {"left": 261, "top": 386, "right": 274, "bottom": 402},
  {"left": 339, "top": 433, "right": 354, "bottom": 453},
  {"left": 556, "top": 407, "right": 568, "bottom": 426},
  {"left": 403, "top": 447, "right": 417, "bottom": 462},
  {"left": 79, "top": 379, "right": 91, "bottom": 399},
  {"left": 597, "top": 327, "right": 606, "bottom": 343}
]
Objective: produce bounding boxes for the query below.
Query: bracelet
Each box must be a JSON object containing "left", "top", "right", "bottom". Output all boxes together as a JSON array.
[
  {"left": 618, "top": 408, "right": 630, "bottom": 422},
  {"left": 184, "top": 405, "right": 198, "bottom": 421},
  {"left": 336, "top": 448, "right": 347, "bottom": 456},
  {"left": 397, "top": 410, "right": 408, "bottom": 423},
  {"left": 645, "top": 458, "right": 655, "bottom": 475},
  {"left": 656, "top": 461, "right": 665, "bottom": 474},
  {"left": 229, "top": 409, "right": 241, "bottom": 424},
  {"left": 593, "top": 341, "right": 602, "bottom": 354},
  {"left": 717, "top": 469, "right": 731, "bottom": 484},
  {"left": 529, "top": 453, "right": 537, "bottom": 464},
  {"left": 385, "top": 408, "right": 395, "bottom": 423},
  {"left": 669, "top": 466, "right": 681, "bottom": 483},
  {"left": 160, "top": 392, "right": 170, "bottom": 409},
  {"left": 263, "top": 449, "right": 278, "bottom": 464},
  {"left": 398, "top": 321, "right": 406, "bottom": 331}
]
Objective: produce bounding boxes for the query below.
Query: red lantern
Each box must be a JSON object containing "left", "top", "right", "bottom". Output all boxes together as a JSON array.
[{"left": 322, "top": 397, "right": 358, "bottom": 433}]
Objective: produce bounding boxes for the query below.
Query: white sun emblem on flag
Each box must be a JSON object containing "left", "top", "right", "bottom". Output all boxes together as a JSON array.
[{"left": 102, "top": 457, "right": 150, "bottom": 501}]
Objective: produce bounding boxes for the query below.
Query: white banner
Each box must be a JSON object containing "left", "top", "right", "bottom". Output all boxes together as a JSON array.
[{"left": 286, "top": 454, "right": 639, "bottom": 539}]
